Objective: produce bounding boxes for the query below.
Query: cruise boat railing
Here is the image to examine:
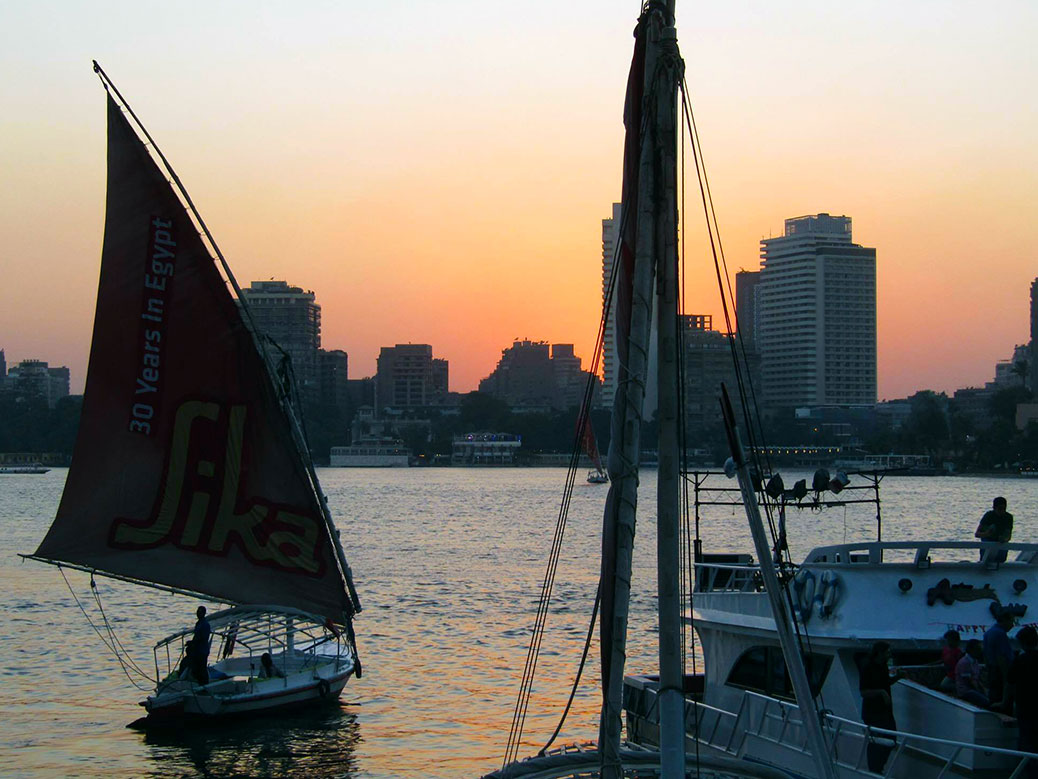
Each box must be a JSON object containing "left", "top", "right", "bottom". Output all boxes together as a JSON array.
[
  {"left": 693, "top": 541, "right": 1038, "bottom": 595},
  {"left": 683, "top": 691, "right": 1037, "bottom": 778}
]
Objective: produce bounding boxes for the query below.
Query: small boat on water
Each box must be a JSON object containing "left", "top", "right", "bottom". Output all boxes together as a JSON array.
[
  {"left": 23, "top": 63, "right": 363, "bottom": 722},
  {"left": 145, "top": 606, "right": 353, "bottom": 719},
  {"left": 0, "top": 463, "right": 50, "bottom": 475}
]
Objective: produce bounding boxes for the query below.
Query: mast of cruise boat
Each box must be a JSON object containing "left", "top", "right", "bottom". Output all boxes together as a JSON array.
[
  {"left": 721, "top": 388, "right": 837, "bottom": 779},
  {"left": 653, "top": 5, "right": 685, "bottom": 777}
]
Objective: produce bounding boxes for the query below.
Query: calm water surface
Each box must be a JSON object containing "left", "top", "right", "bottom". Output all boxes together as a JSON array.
[{"left": 2, "top": 467, "right": 1036, "bottom": 777}]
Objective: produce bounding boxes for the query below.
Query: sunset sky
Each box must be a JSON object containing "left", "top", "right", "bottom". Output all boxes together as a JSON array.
[{"left": 1, "top": 1, "right": 1035, "bottom": 400}]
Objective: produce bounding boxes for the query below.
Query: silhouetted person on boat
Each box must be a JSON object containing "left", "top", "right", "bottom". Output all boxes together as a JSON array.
[
  {"left": 859, "top": 641, "right": 903, "bottom": 773},
  {"left": 259, "top": 652, "right": 285, "bottom": 679},
  {"left": 976, "top": 496, "right": 1013, "bottom": 563},
  {"left": 955, "top": 639, "right": 990, "bottom": 708},
  {"left": 985, "top": 611, "right": 1016, "bottom": 703},
  {"left": 1004, "top": 625, "right": 1038, "bottom": 775},
  {"left": 190, "top": 606, "right": 212, "bottom": 685},
  {"left": 940, "top": 629, "right": 964, "bottom": 694}
]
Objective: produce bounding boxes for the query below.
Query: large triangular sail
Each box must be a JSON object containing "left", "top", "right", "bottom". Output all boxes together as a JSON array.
[{"left": 33, "top": 90, "right": 356, "bottom": 625}]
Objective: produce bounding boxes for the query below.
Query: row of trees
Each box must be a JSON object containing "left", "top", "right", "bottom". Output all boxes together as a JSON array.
[{"left": 862, "top": 386, "right": 1038, "bottom": 470}]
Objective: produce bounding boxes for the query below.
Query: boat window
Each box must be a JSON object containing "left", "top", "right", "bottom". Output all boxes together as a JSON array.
[
  {"left": 726, "top": 646, "right": 832, "bottom": 699},
  {"left": 726, "top": 646, "right": 770, "bottom": 693}
]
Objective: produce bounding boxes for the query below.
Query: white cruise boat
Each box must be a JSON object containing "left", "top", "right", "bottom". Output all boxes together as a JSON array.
[
  {"left": 624, "top": 529, "right": 1038, "bottom": 776},
  {"left": 329, "top": 438, "right": 410, "bottom": 467},
  {"left": 0, "top": 463, "right": 50, "bottom": 474}
]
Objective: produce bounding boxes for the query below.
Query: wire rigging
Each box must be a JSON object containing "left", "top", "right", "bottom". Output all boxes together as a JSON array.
[{"left": 59, "top": 568, "right": 156, "bottom": 691}]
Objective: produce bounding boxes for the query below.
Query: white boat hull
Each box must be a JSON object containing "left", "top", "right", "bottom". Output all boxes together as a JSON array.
[{"left": 144, "top": 662, "right": 353, "bottom": 720}]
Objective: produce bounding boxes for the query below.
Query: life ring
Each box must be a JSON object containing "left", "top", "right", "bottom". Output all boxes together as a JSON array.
[
  {"left": 793, "top": 569, "right": 816, "bottom": 623},
  {"left": 317, "top": 678, "right": 331, "bottom": 699},
  {"left": 818, "top": 570, "right": 841, "bottom": 619}
]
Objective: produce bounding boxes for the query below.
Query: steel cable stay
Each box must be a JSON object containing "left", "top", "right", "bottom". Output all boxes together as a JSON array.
[
  {"left": 504, "top": 131, "right": 653, "bottom": 762},
  {"left": 502, "top": 207, "right": 620, "bottom": 767},
  {"left": 678, "top": 77, "right": 834, "bottom": 728}
]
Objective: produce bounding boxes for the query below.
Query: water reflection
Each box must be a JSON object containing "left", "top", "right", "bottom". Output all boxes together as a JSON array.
[{"left": 136, "top": 705, "right": 361, "bottom": 777}]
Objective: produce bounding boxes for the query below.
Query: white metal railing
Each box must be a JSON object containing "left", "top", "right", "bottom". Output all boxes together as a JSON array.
[
  {"left": 803, "top": 540, "right": 1038, "bottom": 566},
  {"left": 682, "top": 691, "right": 1038, "bottom": 778},
  {"left": 694, "top": 564, "right": 761, "bottom": 593}
]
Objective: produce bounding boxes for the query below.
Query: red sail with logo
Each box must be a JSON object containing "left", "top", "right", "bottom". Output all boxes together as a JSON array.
[{"left": 34, "top": 95, "right": 354, "bottom": 624}]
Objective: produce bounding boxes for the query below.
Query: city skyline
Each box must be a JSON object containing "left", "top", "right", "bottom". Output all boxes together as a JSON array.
[{"left": 1, "top": 2, "right": 1035, "bottom": 399}]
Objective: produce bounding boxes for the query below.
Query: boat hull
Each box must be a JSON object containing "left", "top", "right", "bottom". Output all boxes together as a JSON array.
[{"left": 144, "top": 666, "right": 352, "bottom": 720}]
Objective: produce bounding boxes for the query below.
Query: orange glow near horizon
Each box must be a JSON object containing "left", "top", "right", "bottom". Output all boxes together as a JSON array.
[{"left": 1, "top": 2, "right": 1035, "bottom": 402}]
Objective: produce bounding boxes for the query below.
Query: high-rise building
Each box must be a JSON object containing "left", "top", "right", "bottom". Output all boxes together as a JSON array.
[
  {"left": 240, "top": 280, "right": 322, "bottom": 400},
  {"left": 601, "top": 202, "right": 622, "bottom": 409},
  {"left": 735, "top": 270, "right": 761, "bottom": 346},
  {"left": 479, "top": 340, "right": 599, "bottom": 411},
  {"left": 1030, "top": 278, "right": 1037, "bottom": 392},
  {"left": 375, "top": 344, "right": 448, "bottom": 413},
  {"left": 680, "top": 315, "right": 760, "bottom": 436},
  {"left": 757, "top": 214, "right": 876, "bottom": 408},
  {"left": 0, "top": 349, "right": 6, "bottom": 392},
  {"left": 4, "top": 359, "right": 70, "bottom": 408},
  {"left": 479, "top": 340, "right": 554, "bottom": 410},
  {"left": 319, "top": 348, "right": 349, "bottom": 413}
]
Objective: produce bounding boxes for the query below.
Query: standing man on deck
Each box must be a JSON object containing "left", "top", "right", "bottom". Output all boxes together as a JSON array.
[
  {"left": 190, "top": 605, "right": 212, "bottom": 685},
  {"left": 975, "top": 496, "right": 1013, "bottom": 563}
]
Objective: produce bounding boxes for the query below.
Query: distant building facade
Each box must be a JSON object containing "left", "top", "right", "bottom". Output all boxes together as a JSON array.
[
  {"left": 319, "top": 348, "right": 349, "bottom": 412},
  {"left": 3, "top": 358, "right": 70, "bottom": 408},
  {"left": 680, "top": 315, "right": 760, "bottom": 437},
  {"left": 757, "top": 214, "right": 877, "bottom": 408},
  {"left": 240, "top": 280, "right": 322, "bottom": 400},
  {"left": 1030, "top": 277, "right": 1037, "bottom": 393},
  {"left": 479, "top": 339, "right": 599, "bottom": 411},
  {"left": 735, "top": 270, "right": 761, "bottom": 347},
  {"left": 375, "top": 344, "right": 448, "bottom": 414},
  {"left": 601, "top": 202, "right": 622, "bottom": 409}
]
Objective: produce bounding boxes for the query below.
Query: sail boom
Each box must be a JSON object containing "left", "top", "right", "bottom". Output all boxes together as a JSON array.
[{"left": 19, "top": 554, "right": 240, "bottom": 606}]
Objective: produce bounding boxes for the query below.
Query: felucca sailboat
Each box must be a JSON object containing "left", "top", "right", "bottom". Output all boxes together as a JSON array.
[{"left": 24, "top": 63, "right": 363, "bottom": 720}]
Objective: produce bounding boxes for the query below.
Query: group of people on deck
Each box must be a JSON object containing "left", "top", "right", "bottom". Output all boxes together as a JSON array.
[
  {"left": 178, "top": 606, "right": 285, "bottom": 684},
  {"left": 857, "top": 496, "right": 1036, "bottom": 774}
]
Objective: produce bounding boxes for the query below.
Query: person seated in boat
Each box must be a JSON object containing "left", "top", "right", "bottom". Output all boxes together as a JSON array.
[
  {"left": 984, "top": 610, "right": 1016, "bottom": 703},
  {"left": 259, "top": 652, "right": 285, "bottom": 679},
  {"left": 975, "top": 496, "right": 1013, "bottom": 563},
  {"left": 190, "top": 606, "right": 212, "bottom": 685},
  {"left": 859, "top": 641, "right": 903, "bottom": 774},
  {"left": 178, "top": 639, "right": 196, "bottom": 680},
  {"left": 939, "top": 629, "right": 964, "bottom": 694},
  {"left": 955, "top": 639, "right": 991, "bottom": 708}
]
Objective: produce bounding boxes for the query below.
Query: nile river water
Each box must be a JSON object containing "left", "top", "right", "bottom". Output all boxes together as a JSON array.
[{"left": 2, "top": 467, "right": 1037, "bottom": 777}]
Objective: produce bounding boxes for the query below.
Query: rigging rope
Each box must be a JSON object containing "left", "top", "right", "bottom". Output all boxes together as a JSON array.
[
  {"left": 58, "top": 568, "right": 155, "bottom": 690},
  {"left": 503, "top": 177, "right": 634, "bottom": 768},
  {"left": 679, "top": 76, "right": 831, "bottom": 717}
]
